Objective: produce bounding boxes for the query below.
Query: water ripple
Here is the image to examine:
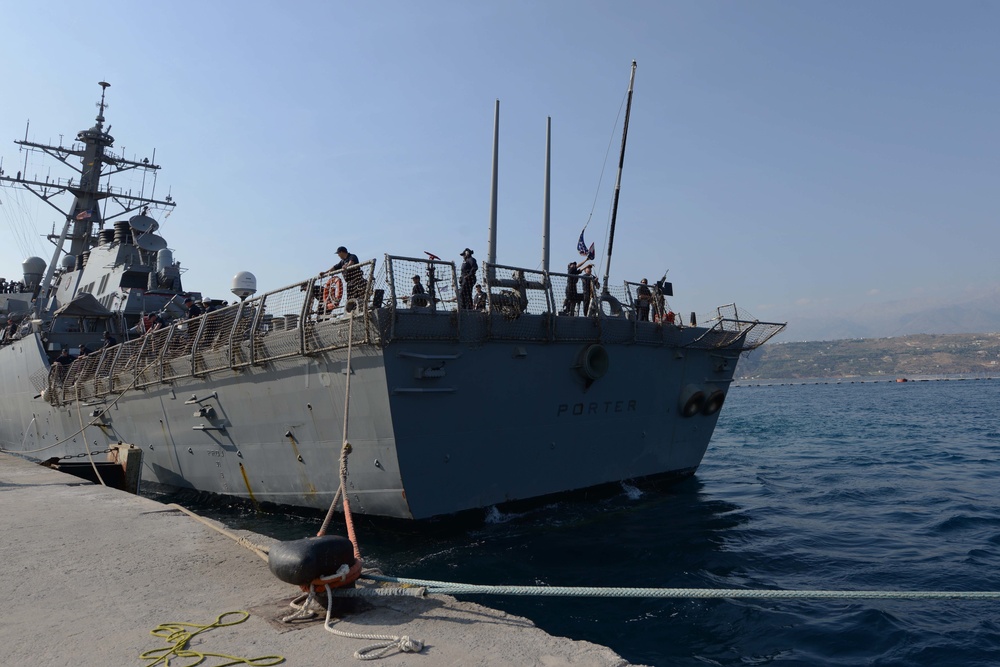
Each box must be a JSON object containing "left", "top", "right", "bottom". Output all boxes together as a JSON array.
[{"left": 160, "top": 379, "right": 1000, "bottom": 666}]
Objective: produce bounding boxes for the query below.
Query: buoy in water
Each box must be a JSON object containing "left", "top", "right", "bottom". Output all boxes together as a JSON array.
[{"left": 268, "top": 535, "right": 356, "bottom": 586}]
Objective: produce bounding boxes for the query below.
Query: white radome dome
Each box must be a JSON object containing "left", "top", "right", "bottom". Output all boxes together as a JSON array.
[{"left": 231, "top": 271, "right": 257, "bottom": 300}]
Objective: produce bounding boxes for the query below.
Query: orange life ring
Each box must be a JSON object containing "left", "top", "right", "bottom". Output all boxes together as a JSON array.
[{"left": 323, "top": 276, "right": 344, "bottom": 311}]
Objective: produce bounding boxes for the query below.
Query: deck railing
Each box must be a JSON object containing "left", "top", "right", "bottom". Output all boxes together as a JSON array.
[{"left": 46, "top": 256, "right": 784, "bottom": 405}]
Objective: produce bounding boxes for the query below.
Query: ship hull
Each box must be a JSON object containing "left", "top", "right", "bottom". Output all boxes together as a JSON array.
[{"left": 0, "top": 311, "right": 739, "bottom": 519}]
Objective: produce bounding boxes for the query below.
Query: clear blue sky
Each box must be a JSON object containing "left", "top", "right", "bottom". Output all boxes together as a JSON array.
[{"left": 1, "top": 1, "right": 997, "bottom": 326}]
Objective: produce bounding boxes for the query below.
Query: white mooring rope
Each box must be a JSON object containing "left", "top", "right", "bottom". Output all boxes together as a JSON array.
[
  {"left": 350, "top": 574, "right": 1000, "bottom": 601},
  {"left": 283, "top": 583, "right": 424, "bottom": 660}
]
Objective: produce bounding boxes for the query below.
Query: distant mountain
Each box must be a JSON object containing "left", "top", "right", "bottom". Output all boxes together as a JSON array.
[
  {"left": 737, "top": 332, "right": 1000, "bottom": 380},
  {"left": 782, "top": 288, "right": 1000, "bottom": 342}
]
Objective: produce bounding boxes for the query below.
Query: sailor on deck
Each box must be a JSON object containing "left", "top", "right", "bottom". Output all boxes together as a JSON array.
[
  {"left": 409, "top": 274, "right": 429, "bottom": 307},
  {"left": 330, "top": 246, "right": 366, "bottom": 301},
  {"left": 473, "top": 284, "right": 486, "bottom": 311},
  {"left": 563, "top": 260, "right": 590, "bottom": 316},
  {"left": 636, "top": 279, "right": 652, "bottom": 322},
  {"left": 53, "top": 348, "right": 75, "bottom": 380},
  {"left": 459, "top": 248, "right": 478, "bottom": 309},
  {"left": 582, "top": 265, "right": 599, "bottom": 317},
  {"left": 183, "top": 297, "right": 203, "bottom": 319}
]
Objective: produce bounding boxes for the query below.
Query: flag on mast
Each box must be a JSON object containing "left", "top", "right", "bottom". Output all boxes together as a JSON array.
[
  {"left": 576, "top": 231, "right": 595, "bottom": 261},
  {"left": 75, "top": 209, "right": 92, "bottom": 221}
]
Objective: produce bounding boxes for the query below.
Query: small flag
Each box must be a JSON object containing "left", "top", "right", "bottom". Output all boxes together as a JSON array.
[
  {"left": 577, "top": 231, "right": 596, "bottom": 261},
  {"left": 75, "top": 210, "right": 92, "bottom": 221}
]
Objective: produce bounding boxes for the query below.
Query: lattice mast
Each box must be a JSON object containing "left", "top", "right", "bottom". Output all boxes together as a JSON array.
[{"left": 0, "top": 81, "right": 176, "bottom": 314}]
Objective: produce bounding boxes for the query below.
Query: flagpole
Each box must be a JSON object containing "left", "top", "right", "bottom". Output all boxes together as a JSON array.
[
  {"left": 602, "top": 60, "right": 637, "bottom": 295},
  {"left": 541, "top": 116, "right": 551, "bottom": 274},
  {"left": 487, "top": 99, "right": 500, "bottom": 275}
]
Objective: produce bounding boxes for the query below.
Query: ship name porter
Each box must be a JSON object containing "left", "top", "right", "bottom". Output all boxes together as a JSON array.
[{"left": 557, "top": 399, "right": 637, "bottom": 417}]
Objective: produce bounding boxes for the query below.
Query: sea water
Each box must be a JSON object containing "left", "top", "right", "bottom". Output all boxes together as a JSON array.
[{"left": 162, "top": 378, "right": 1000, "bottom": 666}]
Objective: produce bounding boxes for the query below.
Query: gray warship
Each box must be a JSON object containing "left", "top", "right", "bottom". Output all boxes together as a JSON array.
[{"left": 0, "top": 75, "right": 784, "bottom": 519}]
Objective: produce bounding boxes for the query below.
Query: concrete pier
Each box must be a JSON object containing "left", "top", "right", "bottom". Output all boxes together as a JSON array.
[{"left": 0, "top": 453, "right": 637, "bottom": 666}]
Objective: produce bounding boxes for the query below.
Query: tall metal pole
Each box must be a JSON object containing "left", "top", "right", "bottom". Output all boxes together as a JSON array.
[
  {"left": 487, "top": 99, "right": 499, "bottom": 271},
  {"left": 542, "top": 116, "right": 551, "bottom": 274},
  {"left": 602, "top": 60, "right": 637, "bottom": 294}
]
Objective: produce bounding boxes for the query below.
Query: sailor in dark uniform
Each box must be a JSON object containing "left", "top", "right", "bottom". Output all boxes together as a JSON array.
[
  {"left": 53, "top": 348, "right": 75, "bottom": 380},
  {"left": 636, "top": 278, "right": 652, "bottom": 322},
  {"left": 330, "top": 246, "right": 366, "bottom": 302},
  {"left": 563, "top": 261, "right": 590, "bottom": 316},
  {"left": 183, "top": 297, "right": 203, "bottom": 319},
  {"left": 473, "top": 284, "right": 486, "bottom": 311},
  {"left": 410, "top": 274, "right": 429, "bottom": 307},
  {"left": 459, "top": 248, "right": 478, "bottom": 309}
]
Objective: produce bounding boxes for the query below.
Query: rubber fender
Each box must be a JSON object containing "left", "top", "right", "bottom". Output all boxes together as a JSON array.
[
  {"left": 578, "top": 343, "right": 609, "bottom": 381},
  {"left": 702, "top": 387, "right": 726, "bottom": 416},
  {"left": 678, "top": 385, "right": 706, "bottom": 418},
  {"left": 268, "top": 535, "right": 356, "bottom": 586}
]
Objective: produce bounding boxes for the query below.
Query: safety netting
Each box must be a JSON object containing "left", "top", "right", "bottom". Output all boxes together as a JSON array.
[{"left": 46, "top": 256, "right": 785, "bottom": 405}]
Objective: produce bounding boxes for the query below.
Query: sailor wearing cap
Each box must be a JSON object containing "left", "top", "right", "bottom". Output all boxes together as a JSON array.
[
  {"left": 409, "top": 274, "right": 429, "bottom": 307},
  {"left": 636, "top": 278, "right": 652, "bottom": 322},
  {"left": 330, "top": 246, "right": 359, "bottom": 271},
  {"left": 459, "top": 248, "right": 478, "bottom": 309},
  {"left": 474, "top": 283, "right": 486, "bottom": 311},
  {"left": 183, "top": 297, "right": 203, "bottom": 319},
  {"left": 329, "top": 246, "right": 365, "bottom": 301}
]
